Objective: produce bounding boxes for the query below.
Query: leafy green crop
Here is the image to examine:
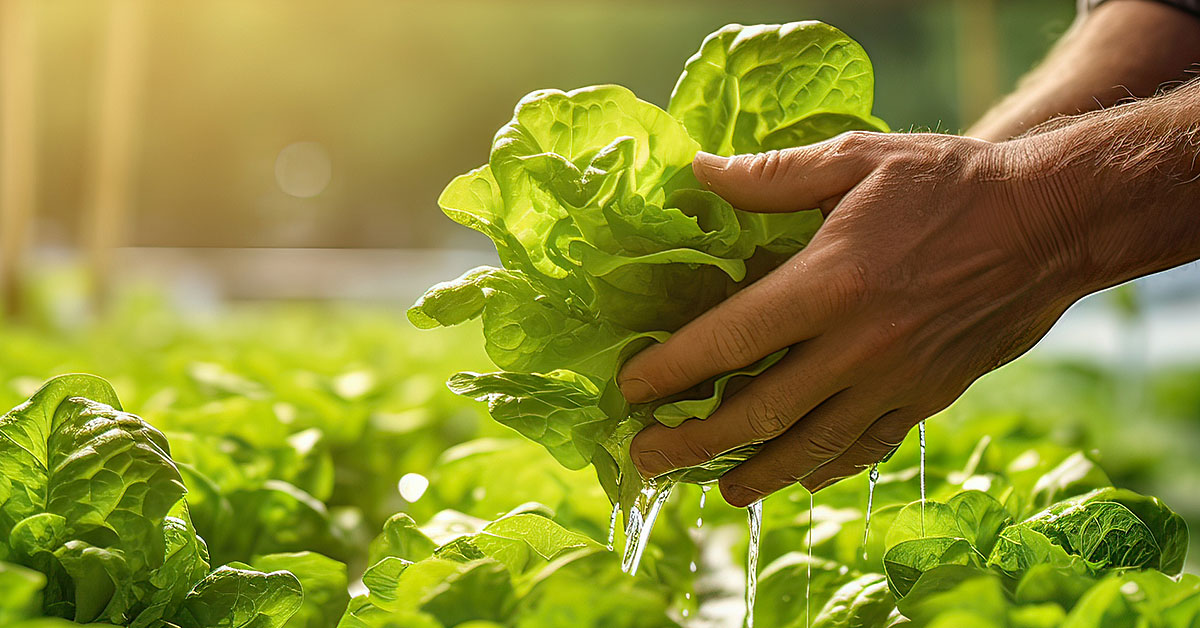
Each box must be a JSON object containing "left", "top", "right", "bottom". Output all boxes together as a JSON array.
[
  {"left": 340, "top": 506, "right": 677, "bottom": 628},
  {"left": 752, "top": 465, "right": 1193, "bottom": 627},
  {"left": 878, "top": 487, "right": 1187, "bottom": 601},
  {"left": 2, "top": 281, "right": 1200, "bottom": 627},
  {"left": 0, "top": 374, "right": 310, "bottom": 628},
  {"left": 409, "top": 20, "right": 889, "bottom": 513}
]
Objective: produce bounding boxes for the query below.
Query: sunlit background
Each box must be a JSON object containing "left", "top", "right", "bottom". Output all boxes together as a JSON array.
[
  {"left": 4, "top": 0, "right": 1085, "bottom": 299},
  {"left": 3, "top": 0, "right": 1200, "bottom": 599}
]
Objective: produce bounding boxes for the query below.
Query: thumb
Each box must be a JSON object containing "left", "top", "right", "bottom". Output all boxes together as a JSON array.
[{"left": 693, "top": 132, "right": 886, "bottom": 213}]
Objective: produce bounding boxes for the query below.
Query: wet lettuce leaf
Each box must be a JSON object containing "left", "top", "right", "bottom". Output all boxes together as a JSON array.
[{"left": 409, "top": 21, "right": 887, "bottom": 514}]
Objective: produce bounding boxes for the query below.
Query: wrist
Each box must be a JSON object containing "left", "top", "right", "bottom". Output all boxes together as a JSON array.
[
  {"left": 976, "top": 132, "right": 1100, "bottom": 306},
  {"left": 1019, "top": 93, "right": 1200, "bottom": 295}
]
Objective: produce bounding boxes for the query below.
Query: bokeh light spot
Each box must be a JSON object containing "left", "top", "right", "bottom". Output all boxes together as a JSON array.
[
  {"left": 398, "top": 472, "right": 430, "bottom": 503},
  {"left": 274, "top": 141, "right": 332, "bottom": 198}
]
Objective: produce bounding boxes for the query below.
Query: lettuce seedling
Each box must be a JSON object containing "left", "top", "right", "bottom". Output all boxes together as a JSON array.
[{"left": 410, "top": 21, "right": 889, "bottom": 514}]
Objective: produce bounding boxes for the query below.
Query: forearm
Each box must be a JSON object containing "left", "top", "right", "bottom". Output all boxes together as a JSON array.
[
  {"left": 1004, "top": 77, "right": 1200, "bottom": 298},
  {"left": 969, "top": 0, "right": 1200, "bottom": 141}
]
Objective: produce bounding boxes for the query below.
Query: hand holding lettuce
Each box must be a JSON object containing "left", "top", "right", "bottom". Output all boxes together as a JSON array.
[{"left": 409, "top": 21, "right": 888, "bottom": 513}]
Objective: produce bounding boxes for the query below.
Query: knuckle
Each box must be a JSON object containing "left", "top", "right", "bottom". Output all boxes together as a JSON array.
[
  {"left": 855, "top": 322, "right": 908, "bottom": 366},
  {"left": 708, "top": 317, "right": 760, "bottom": 367},
  {"left": 825, "top": 257, "right": 874, "bottom": 314},
  {"left": 679, "top": 431, "right": 716, "bottom": 464},
  {"left": 746, "top": 150, "right": 792, "bottom": 184},
  {"left": 876, "top": 154, "right": 923, "bottom": 177},
  {"left": 800, "top": 422, "right": 847, "bottom": 461},
  {"left": 659, "top": 355, "right": 694, "bottom": 387},
  {"left": 831, "top": 130, "right": 877, "bottom": 155},
  {"left": 743, "top": 393, "right": 790, "bottom": 440},
  {"left": 781, "top": 464, "right": 807, "bottom": 485},
  {"left": 862, "top": 427, "right": 905, "bottom": 454},
  {"left": 865, "top": 414, "right": 915, "bottom": 449}
]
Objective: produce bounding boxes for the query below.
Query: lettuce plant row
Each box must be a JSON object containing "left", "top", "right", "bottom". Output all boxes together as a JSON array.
[
  {"left": 1, "top": 368, "right": 1196, "bottom": 627},
  {"left": 1, "top": 18, "right": 1198, "bottom": 628}
]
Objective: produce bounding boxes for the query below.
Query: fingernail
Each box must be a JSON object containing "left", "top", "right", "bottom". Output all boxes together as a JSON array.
[
  {"left": 618, "top": 376, "right": 658, "bottom": 404},
  {"left": 721, "top": 483, "right": 763, "bottom": 508},
  {"left": 692, "top": 151, "right": 729, "bottom": 187},
  {"left": 635, "top": 450, "right": 672, "bottom": 478}
]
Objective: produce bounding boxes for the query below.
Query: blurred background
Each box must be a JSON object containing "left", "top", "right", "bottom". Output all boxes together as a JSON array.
[
  {"left": 2, "top": 0, "right": 1087, "bottom": 303},
  {"left": 4, "top": 0, "right": 1197, "bottom": 347},
  {"left": 2, "top": 0, "right": 1200, "bottom": 600}
]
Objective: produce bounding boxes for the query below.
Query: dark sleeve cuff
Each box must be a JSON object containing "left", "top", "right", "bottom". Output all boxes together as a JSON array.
[{"left": 1081, "top": 0, "right": 1200, "bottom": 20}]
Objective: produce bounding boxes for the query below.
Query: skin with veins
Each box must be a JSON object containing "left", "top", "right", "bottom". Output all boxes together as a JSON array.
[{"left": 620, "top": 0, "right": 1200, "bottom": 507}]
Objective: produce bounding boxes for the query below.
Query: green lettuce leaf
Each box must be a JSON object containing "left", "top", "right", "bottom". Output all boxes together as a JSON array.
[
  {"left": 988, "top": 487, "right": 1187, "bottom": 577},
  {"left": 344, "top": 509, "right": 671, "bottom": 628},
  {"left": 410, "top": 21, "right": 888, "bottom": 514},
  {"left": 251, "top": 552, "right": 349, "bottom": 628},
  {"left": 172, "top": 564, "right": 303, "bottom": 628},
  {"left": 668, "top": 21, "right": 888, "bottom": 155},
  {"left": 0, "top": 374, "right": 187, "bottom": 623},
  {"left": 0, "top": 375, "right": 308, "bottom": 628}
]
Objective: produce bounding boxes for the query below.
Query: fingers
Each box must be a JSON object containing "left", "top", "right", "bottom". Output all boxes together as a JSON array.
[
  {"left": 617, "top": 260, "right": 826, "bottom": 404},
  {"left": 693, "top": 131, "right": 889, "bottom": 214},
  {"left": 629, "top": 342, "right": 845, "bottom": 477},
  {"left": 716, "top": 398, "right": 905, "bottom": 508},
  {"left": 798, "top": 411, "right": 920, "bottom": 493}
]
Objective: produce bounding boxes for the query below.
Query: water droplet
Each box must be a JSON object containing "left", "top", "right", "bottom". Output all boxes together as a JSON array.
[
  {"left": 689, "top": 560, "right": 698, "bottom": 573},
  {"left": 745, "top": 499, "right": 762, "bottom": 628}
]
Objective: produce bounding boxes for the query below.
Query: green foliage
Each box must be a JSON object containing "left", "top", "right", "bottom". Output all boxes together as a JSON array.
[
  {"left": 340, "top": 508, "right": 678, "bottom": 628},
  {"left": 669, "top": 21, "right": 888, "bottom": 155},
  {"left": 4, "top": 16, "right": 1200, "bottom": 626},
  {"left": 2, "top": 287, "right": 1199, "bottom": 626},
  {"left": 0, "top": 376, "right": 303, "bottom": 627},
  {"left": 409, "top": 20, "right": 887, "bottom": 513}
]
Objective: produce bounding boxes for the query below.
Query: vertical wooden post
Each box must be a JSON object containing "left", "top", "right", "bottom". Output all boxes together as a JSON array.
[
  {"left": 82, "top": 0, "right": 147, "bottom": 311},
  {"left": 954, "top": 0, "right": 1001, "bottom": 126},
  {"left": 0, "top": 0, "right": 38, "bottom": 318}
]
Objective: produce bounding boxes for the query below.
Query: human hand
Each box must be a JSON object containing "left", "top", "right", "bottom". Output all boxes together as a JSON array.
[{"left": 618, "top": 131, "right": 1093, "bottom": 506}]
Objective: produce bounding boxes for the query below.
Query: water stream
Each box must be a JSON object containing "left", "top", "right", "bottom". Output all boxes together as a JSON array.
[
  {"left": 745, "top": 500, "right": 762, "bottom": 628},
  {"left": 621, "top": 480, "right": 675, "bottom": 576},
  {"left": 919, "top": 420, "right": 927, "bottom": 534},
  {"left": 861, "top": 463, "right": 879, "bottom": 561},
  {"left": 806, "top": 492, "right": 814, "bottom": 627},
  {"left": 606, "top": 502, "right": 619, "bottom": 551}
]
